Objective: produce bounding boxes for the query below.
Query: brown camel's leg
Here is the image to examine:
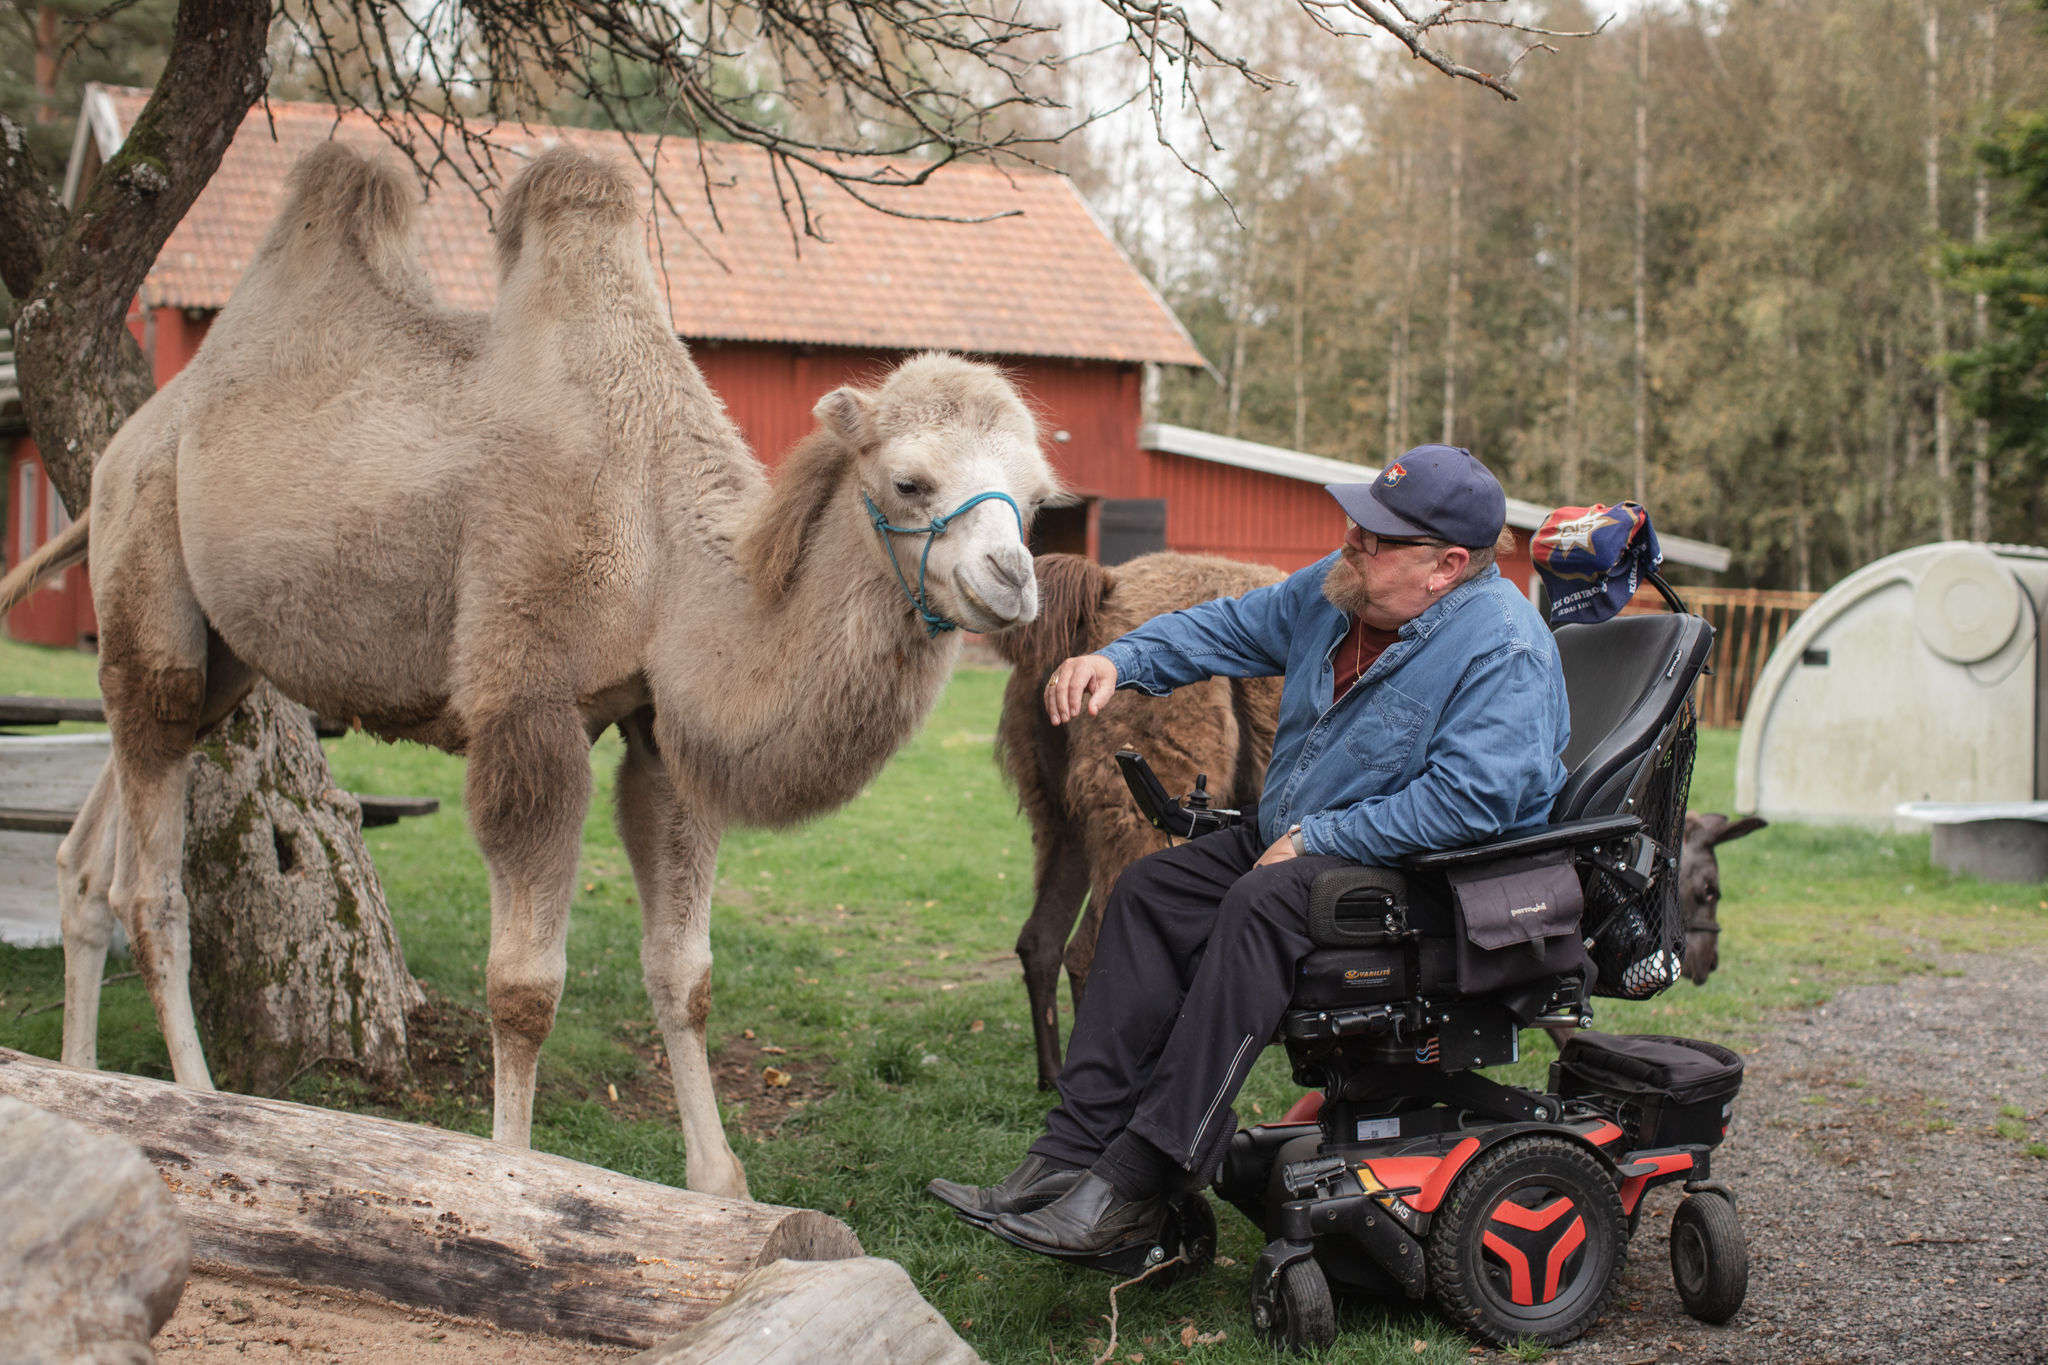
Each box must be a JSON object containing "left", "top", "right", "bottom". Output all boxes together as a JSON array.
[
  {"left": 615, "top": 711, "right": 748, "bottom": 1199},
  {"left": 466, "top": 706, "right": 591, "bottom": 1149},
  {"left": 1016, "top": 817, "right": 1091, "bottom": 1091},
  {"left": 58, "top": 760, "right": 121, "bottom": 1071}
]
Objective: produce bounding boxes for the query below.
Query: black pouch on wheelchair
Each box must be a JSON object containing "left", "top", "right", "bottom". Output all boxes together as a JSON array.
[
  {"left": 1550, "top": 1032, "right": 1744, "bottom": 1148},
  {"left": 1447, "top": 850, "right": 1586, "bottom": 994}
]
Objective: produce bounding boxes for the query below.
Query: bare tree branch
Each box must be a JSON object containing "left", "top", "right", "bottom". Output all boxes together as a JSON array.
[{"left": 269, "top": 0, "right": 1594, "bottom": 238}]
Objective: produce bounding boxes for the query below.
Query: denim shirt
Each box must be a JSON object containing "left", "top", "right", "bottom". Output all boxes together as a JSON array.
[{"left": 1094, "top": 555, "right": 1570, "bottom": 865}]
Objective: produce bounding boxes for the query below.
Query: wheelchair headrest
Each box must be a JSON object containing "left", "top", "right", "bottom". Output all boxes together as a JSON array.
[{"left": 1551, "top": 613, "right": 1714, "bottom": 822}]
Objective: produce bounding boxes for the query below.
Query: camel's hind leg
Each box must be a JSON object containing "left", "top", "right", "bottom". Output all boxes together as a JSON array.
[
  {"left": 616, "top": 710, "right": 748, "bottom": 1199},
  {"left": 1017, "top": 817, "right": 1090, "bottom": 1091},
  {"left": 466, "top": 706, "right": 592, "bottom": 1148},
  {"left": 58, "top": 760, "right": 122, "bottom": 1070}
]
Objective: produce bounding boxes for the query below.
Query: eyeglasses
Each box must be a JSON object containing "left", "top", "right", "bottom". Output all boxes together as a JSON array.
[{"left": 1345, "top": 521, "right": 1447, "bottom": 557}]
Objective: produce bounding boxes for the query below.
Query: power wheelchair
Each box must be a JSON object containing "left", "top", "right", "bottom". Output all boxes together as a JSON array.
[{"left": 1105, "top": 593, "right": 1750, "bottom": 1350}]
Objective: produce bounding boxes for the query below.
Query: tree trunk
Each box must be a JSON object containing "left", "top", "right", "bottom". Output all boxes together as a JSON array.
[
  {"left": 1971, "top": 2, "right": 1996, "bottom": 542},
  {"left": 1633, "top": 20, "right": 1650, "bottom": 507},
  {"left": 1441, "top": 91, "right": 1463, "bottom": 446},
  {"left": 1924, "top": 2, "right": 1955, "bottom": 541},
  {"left": 1227, "top": 143, "right": 1272, "bottom": 441},
  {"left": 183, "top": 685, "right": 424, "bottom": 1093},
  {"left": 0, "top": 0, "right": 419, "bottom": 1092},
  {"left": 0, "top": 1048, "right": 863, "bottom": 1348},
  {"left": 1564, "top": 54, "right": 1584, "bottom": 503}
]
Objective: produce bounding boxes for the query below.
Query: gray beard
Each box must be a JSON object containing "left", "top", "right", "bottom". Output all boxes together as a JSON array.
[{"left": 1322, "top": 554, "right": 1372, "bottom": 615}]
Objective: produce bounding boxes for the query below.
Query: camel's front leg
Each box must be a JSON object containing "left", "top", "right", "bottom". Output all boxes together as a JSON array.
[
  {"left": 57, "top": 759, "right": 121, "bottom": 1070},
  {"left": 616, "top": 713, "right": 748, "bottom": 1199},
  {"left": 467, "top": 708, "right": 591, "bottom": 1148}
]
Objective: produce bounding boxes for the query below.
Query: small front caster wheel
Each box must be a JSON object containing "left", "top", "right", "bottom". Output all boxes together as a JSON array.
[
  {"left": 1251, "top": 1257, "right": 1336, "bottom": 1354},
  {"left": 1670, "top": 1192, "right": 1748, "bottom": 1323}
]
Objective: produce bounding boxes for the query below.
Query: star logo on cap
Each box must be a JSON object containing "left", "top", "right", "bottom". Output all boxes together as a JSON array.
[
  {"left": 1381, "top": 463, "right": 1407, "bottom": 487},
  {"left": 1540, "top": 510, "right": 1618, "bottom": 555}
]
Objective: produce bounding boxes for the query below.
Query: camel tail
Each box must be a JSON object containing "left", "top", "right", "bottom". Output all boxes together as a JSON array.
[
  {"left": 0, "top": 507, "right": 89, "bottom": 616},
  {"left": 990, "top": 554, "right": 1108, "bottom": 676}
]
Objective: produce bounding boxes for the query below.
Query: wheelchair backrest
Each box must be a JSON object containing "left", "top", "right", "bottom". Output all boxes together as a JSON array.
[{"left": 1551, "top": 612, "right": 1715, "bottom": 822}]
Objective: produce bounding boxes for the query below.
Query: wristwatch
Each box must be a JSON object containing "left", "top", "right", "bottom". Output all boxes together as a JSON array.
[{"left": 1288, "top": 824, "right": 1305, "bottom": 857}]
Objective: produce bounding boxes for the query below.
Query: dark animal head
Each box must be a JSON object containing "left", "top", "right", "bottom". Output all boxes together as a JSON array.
[{"left": 1679, "top": 812, "right": 1768, "bottom": 984}]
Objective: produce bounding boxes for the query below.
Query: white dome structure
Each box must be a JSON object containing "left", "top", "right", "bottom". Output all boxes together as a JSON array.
[{"left": 1735, "top": 542, "right": 2048, "bottom": 828}]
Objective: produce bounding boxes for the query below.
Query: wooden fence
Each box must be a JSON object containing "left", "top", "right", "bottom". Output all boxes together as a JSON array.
[{"left": 1628, "top": 586, "right": 1821, "bottom": 728}]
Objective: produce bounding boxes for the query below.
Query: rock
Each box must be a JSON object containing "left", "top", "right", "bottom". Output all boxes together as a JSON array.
[
  {"left": 0, "top": 1095, "right": 192, "bottom": 1365},
  {"left": 626, "top": 1257, "right": 984, "bottom": 1365}
]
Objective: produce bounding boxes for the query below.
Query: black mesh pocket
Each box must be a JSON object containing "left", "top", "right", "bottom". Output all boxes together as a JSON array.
[{"left": 1583, "top": 701, "right": 1698, "bottom": 1001}]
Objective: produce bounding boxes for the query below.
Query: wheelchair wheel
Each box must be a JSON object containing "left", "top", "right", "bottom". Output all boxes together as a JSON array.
[
  {"left": 1145, "top": 1193, "right": 1218, "bottom": 1291},
  {"left": 1251, "top": 1257, "right": 1337, "bottom": 1353},
  {"left": 1425, "top": 1135, "right": 1626, "bottom": 1346},
  {"left": 1670, "top": 1193, "right": 1748, "bottom": 1324}
]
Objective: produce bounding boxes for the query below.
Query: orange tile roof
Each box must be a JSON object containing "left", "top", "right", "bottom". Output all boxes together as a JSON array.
[{"left": 96, "top": 87, "right": 1204, "bottom": 366}]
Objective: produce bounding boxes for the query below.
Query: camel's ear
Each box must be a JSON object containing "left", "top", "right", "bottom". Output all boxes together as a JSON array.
[
  {"left": 1708, "top": 815, "right": 1768, "bottom": 848},
  {"left": 815, "top": 387, "right": 878, "bottom": 453}
]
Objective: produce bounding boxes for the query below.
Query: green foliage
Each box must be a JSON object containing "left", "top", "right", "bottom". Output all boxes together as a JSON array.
[
  {"left": 1144, "top": 0, "right": 2048, "bottom": 587},
  {"left": 0, "top": 0, "right": 179, "bottom": 170},
  {"left": 1945, "top": 106, "right": 2048, "bottom": 482}
]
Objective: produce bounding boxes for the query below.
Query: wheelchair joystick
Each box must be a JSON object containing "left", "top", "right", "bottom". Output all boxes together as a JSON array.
[{"left": 1187, "top": 774, "right": 1211, "bottom": 810}]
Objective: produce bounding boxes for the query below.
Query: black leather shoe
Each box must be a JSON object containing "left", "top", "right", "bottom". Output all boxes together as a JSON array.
[
  {"left": 927, "top": 1155, "right": 1084, "bottom": 1227},
  {"left": 990, "top": 1171, "right": 1166, "bottom": 1257}
]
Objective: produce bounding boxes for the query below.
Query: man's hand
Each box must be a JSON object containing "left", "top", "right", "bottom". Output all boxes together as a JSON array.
[
  {"left": 1254, "top": 830, "right": 1301, "bottom": 867},
  {"left": 1044, "top": 654, "right": 1119, "bottom": 725}
]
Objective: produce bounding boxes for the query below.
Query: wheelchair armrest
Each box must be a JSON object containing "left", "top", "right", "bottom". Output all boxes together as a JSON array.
[{"left": 1400, "top": 813, "right": 1644, "bottom": 871}]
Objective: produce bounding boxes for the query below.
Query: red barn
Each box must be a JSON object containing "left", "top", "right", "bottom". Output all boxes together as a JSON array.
[{"left": 4, "top": 85, "right": 1725, "bottom": 647}]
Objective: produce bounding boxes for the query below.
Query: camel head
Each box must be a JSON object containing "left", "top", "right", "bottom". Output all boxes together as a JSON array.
[
  {"left": 1678, "top": 811, "right": 1767, "bottom": 984},
  {"left": 817, "top": 353, "right": 1061, "bottom": 635}
]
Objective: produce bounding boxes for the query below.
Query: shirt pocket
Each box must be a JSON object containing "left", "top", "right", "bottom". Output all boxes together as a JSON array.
[{"left": 1341, "top": 685, "right": 1429, "bottom": 772}]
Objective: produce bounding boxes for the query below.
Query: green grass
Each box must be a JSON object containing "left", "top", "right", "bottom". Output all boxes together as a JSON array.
[{"left": 5, "top": 632, "right": 2048, "bottom": 1362}]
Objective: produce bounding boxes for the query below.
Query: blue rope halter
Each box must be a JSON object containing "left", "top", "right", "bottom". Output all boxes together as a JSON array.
[{"left": 864, "top": 489, "right": 1025, "bottom": 637}]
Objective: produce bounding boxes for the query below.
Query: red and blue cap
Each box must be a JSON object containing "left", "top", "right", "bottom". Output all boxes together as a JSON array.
[{"left": 1325, "top": 444, "right": 1506, "bottom": 548}]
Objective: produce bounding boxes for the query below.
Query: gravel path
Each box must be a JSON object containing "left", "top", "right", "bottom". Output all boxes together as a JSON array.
[{"left": 1559, "top": 949, "right": 2048, "bottom": 1364}]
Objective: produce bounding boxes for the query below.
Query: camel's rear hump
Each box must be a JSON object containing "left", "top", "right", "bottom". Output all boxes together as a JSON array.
[
  {"left": 493, "top": 148, "right": 642, "bottom": 284},
  {"left": 241, "top": 143, "right": 433, "bottom": 308}
]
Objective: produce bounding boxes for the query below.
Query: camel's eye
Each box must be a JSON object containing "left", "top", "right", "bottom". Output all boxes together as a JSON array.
[{"left": 893, "top": 477, "right": 928, "bottom": 501}]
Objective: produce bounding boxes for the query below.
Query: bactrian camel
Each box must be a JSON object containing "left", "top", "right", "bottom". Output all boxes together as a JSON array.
[
  {"left": 990, "top": 552, "right": 1283, "bottom": 1090},
  {"left": 0, "top": 143, "right": 1061, "bottom": 1200}
]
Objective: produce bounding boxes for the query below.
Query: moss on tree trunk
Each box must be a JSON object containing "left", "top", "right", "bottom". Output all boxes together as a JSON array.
[{"left": 182, "top": 683, "right": 422, "bottom": 1095}]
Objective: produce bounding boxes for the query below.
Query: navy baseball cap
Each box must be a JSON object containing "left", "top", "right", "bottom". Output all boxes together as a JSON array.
[{"left": 1326, "top": 444, "right": 1506, "bottom": 548}]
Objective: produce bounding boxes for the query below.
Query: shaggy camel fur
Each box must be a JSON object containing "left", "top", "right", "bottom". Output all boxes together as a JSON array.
[
  {"left": 990, "top": 552, "right": 1283, "bottom": 1090},
  {"left": 0, "top": 144, "right": 1060, "bottom": 1200}
]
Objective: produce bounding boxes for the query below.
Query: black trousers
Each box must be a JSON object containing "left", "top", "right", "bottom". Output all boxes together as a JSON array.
[{"left": 1028, "top": 823, "right": 1350, "bottom": 1173}]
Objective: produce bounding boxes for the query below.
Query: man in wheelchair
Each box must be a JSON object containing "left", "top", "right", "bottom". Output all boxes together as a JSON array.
[{"left": 929, "top": 444, "right": 1569, "bottom": 1255}]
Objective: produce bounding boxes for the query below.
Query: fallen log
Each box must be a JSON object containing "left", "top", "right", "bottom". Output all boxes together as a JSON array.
[
  {"left": 628, "top": 1257, "right": 984, "bottom": 1365},
  {"left": 0, "top": 1048, "right": 861, "bottom": 1347}
]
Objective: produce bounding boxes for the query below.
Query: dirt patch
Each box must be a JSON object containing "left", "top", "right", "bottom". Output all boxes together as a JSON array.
[
  {"left": 153, "top": 1268, "right": 634, "bottom": 1363},
  {"left": 709, "top": 1032, "right": 834, "bottom": 1138},
  {"left": 1554, "top": 950, "right": 2048, "bottom": 1363}
]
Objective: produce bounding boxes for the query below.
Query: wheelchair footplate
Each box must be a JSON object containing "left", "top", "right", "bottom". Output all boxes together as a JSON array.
[{"left": 982, "top": 1190, "right": 1218, "bottom": 1287}]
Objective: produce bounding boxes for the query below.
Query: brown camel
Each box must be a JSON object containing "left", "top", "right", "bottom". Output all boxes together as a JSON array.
[
  {"left": 989, "top": 552, "right": 1283, "bottom": 1089},
  {"left": 0, "top": 144, "right": 1061, "bottom": 1199}
]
